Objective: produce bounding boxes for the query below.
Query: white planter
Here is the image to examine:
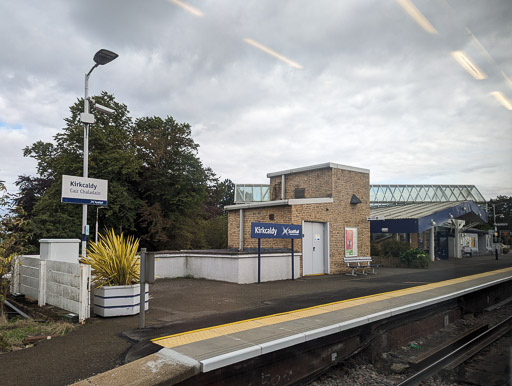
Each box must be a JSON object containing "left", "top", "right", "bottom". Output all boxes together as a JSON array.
[{"left": 94, "top": 283, "right": 149, "bottom": 317}]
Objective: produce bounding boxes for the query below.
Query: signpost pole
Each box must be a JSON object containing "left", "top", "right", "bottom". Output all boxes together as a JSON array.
[
  {"left": 251, "top": 222, "right": 302, "bottom": 284},
  {"left": 258, "top": 238, "right": 261, "bottom": 284},
  {"left": 291, "top": 239, "right": 294, "bottom": 280},
  {"left": 139, "top": 248, "right": 146, "bottom": 329}
]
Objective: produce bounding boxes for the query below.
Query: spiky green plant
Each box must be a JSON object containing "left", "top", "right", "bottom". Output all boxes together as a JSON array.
[{"left": 82, "top": 229, "right": 140, "bottom": 287}]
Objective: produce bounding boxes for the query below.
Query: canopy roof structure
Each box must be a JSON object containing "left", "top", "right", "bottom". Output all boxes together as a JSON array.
[
  {"left": 369, "top": 201, "right": 488, "bottom": 234},
  {"left": 235, "top": 184, "right": 487, "bottom": 206},
  {"left": 370, "top": 185, "right": 486, "bottom": 206}
]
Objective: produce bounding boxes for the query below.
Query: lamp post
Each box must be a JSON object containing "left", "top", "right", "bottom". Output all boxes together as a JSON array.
[{"left": 80, "top": 49, "right": 118, "bottom": 257}]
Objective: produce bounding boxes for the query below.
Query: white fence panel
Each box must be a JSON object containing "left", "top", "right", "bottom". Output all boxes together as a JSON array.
[
  {"left": 13, "top": 255, "right": 91, "bottom": 322},
  {"left": 17, "top": 256, "right": 41, "bottom": 302}
]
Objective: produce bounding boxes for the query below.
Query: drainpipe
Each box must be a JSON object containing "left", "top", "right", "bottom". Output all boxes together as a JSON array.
[
  {"left": 281, "top": 175, "right": 285, "bottom": 200},
  {"left": 239, "top": 209, "right": 244, "bottom": 251}
]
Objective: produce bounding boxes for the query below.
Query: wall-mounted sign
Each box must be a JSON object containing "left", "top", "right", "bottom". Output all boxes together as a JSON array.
[
  {"left": 61, "top": 175, "right": 108, "bottom": 206},
  {"left": 251, "top": 222, "right": 302, "bottom": 239}
]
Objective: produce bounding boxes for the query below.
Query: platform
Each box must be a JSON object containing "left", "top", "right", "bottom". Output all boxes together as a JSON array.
[{"left": 153, "top": 267, "right": 512, "bottom": 372}]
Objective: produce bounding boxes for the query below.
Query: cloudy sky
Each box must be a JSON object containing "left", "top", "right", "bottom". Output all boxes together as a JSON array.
[{"left": 1, "top": 0, "right": 511, "bottom": 199}]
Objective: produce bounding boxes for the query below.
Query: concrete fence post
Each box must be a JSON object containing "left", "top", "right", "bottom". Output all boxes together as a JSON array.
[
  {"left": 38, "top": 260, "right": 47, "bottom": 306},
  {"left": 80, "top": 264, "right": 92, "bottom": 322},
  {"left": 11, "top": 255, "right": 20, "bottom": 294}
]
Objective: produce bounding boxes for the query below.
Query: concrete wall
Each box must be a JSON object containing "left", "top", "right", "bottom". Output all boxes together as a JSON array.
[
  {"left": 17, "top": 255, "right": 41, "bottom": 301},
  {"left": 155, "top": 253, "right": 301, "bottom": 284},
  {"left": 40, "top": 239, "right": 81, "bottom": 263},
  {"left": 13, "top": 255, "right": 91, "bottom": 321}
]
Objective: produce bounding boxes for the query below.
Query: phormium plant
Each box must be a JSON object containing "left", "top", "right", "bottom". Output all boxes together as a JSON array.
[{"left": 81, "top": 229, "right": 140, "bottom": 287}]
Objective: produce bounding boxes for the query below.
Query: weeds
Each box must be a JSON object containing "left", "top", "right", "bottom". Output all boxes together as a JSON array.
[{"left": 0, "top": 318, "right": 77, "bottom": 352}]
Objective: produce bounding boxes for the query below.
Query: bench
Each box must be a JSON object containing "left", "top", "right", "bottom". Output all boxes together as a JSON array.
[{"left": 344, "top": 257, "right": 378, "bottom": 276}]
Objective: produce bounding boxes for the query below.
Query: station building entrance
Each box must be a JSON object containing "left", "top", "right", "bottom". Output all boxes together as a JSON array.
[{"left": 302, "top": 221, "right": 329, "bottom": 275}]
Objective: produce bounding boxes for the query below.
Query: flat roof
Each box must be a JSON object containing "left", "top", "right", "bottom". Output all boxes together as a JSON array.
[
  {"left": 225, "top": 197, "right": 333, "bottom": 211},
  {"left": 267, "top": 162, "right": 370, "bottom": 178}
]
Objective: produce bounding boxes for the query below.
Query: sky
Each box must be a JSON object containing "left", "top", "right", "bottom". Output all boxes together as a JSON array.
[{"left": 0, "top": 0, "right": 511, "bottom": 200}]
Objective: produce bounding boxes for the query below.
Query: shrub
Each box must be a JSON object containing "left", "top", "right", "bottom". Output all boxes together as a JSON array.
[
  {"left": 370, "top": 242, "right": 381, "bottom": 257},
  {"left": 81, "top": 229, "right": 140, "bottom": 287},
  {"left": 380, "top": 240, "right": 411, "bottom": 257},
  {"left": 502, "top": 247, "right": 509, "bottom": 254},
  {"left": 400, "top": 248, "right": 429, "bottom": 268}
]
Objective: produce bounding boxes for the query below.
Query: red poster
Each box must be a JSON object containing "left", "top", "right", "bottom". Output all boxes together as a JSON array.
[{"left": 346, "top": 230, "right": 353, "bottom": 250}]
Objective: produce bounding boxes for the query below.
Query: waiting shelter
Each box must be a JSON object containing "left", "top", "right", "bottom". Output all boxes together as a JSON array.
[{"left": 369, "top": 185, "right": 488, "bottom": 260}]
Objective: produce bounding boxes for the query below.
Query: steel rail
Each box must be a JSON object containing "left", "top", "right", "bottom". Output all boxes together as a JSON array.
[{"left": 397, "top": 314, "right": 512, "bottom": 386}]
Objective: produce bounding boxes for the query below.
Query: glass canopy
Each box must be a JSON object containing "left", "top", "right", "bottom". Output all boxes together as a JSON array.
[
  {"left": 235, "top": 184, "right": 271, "bottom": 203},
  {"left": 234, "top": 184, "right": 486, "bottom": 206},
  {"left": 370, "top": 185, "right": 486, "bottom": 206}
]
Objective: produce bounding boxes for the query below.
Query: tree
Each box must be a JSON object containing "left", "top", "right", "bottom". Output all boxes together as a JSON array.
[
  {"left": 133, "top": 116, "right": 214, "bottom": 250},
  {"left": 14, "top": 94, "right": 234, "bottom": 253},
  {"left": 200, "top": 179, "right": 235, "bottom": 249},
  {"left": 22, "top": 92, "right": 141, "bottom": 249},
  {"left": 0, "top": 182, "right": 31, "bottom": 320}
]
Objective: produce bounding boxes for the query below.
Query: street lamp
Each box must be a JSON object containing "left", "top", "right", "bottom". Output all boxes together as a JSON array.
[{"left": 80, "top": 49, "right": 118, "bottom": 257}]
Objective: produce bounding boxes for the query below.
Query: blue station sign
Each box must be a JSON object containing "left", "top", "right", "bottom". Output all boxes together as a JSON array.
[{"left": 251, "top": 222, "right": 302, "bottom": 239}]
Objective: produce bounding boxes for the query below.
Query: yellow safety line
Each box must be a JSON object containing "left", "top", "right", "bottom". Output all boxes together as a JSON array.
[{"left": 152, "top": 267, "right": 512, "bottom": 348}]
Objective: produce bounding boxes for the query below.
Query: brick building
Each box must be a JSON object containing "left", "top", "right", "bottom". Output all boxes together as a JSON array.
[{"left": 225, "top": 163, "right": 370, "bottom": 276}]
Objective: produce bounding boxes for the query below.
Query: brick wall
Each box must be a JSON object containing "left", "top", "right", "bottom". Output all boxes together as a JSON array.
[
  {"left": 228, "top": 165, "right": 370, "bottom": 275},
  {"left": 227, "top": 206, "right": 293, "bottom": 249},
  {"left": 270, "top": 168, "right": 333, "bottom": 200}
]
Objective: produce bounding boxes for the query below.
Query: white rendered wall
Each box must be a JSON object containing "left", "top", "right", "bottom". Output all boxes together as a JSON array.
[
  {"left": 154, "top": 253, "right": 302, "bottom": 284},
  {"left": 154, "top": 255, "right": 187, "bottom": 278},
  {"left": 40, "top": 239, "right": 80, "bottom": 263}
]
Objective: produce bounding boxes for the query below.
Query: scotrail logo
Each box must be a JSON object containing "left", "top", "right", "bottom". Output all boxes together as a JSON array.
[{"left": 282, "top": 227, "right": 300, "bottom": 236}]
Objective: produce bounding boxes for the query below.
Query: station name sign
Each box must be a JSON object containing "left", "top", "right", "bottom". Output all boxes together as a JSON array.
[
  {"left": 251, "top": 222, "right": 302, "bottom": 239},
  {"left": 61, "top": 175, "right": 108, "bottom": 206}
]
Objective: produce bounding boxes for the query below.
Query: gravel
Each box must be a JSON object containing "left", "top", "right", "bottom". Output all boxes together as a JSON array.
[{"left": 309, "top": 303, "right": 512, "bottom": 385}]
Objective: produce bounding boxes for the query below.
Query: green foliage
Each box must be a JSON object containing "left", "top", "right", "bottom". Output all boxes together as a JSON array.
[
  {"left": 203, "top": 215, "right": 229, "bottom": 249},
  {"left": 81, "top": 229, "right": 140, "bottom": 287},
  {"left": 400, "top": 248, "right": 430, "bottom": 268},
  {"left": 0, "top": 182, "right": 32, "bottom": 319},
  {"left": 370, "top": 242, "right": 381, "bottom": 256},
  {"left": 20, "top": 93, "right": 141, "bottom": 248},
  {"left": 134, "top": 116, "right": 214, "bottom": 250},
  {"left": 379, "top": 240, "right": 411, "bottom": 257},
  {"left": 11, "top": 93, "right": 232, "bottom": 253}
]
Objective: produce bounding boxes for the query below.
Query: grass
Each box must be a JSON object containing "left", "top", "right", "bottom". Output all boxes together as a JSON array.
[{"left": 0, "top": 318, "right": 77, "bottom": 352}]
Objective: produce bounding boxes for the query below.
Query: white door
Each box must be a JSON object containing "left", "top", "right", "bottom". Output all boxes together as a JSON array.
[{"left": 303, "top": 222, "right": 326, "bottom": 275}]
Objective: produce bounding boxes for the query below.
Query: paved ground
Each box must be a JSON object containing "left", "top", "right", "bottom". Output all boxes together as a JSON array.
[{"left": 1, "top": 254, "right": 511, "bottom": 386}]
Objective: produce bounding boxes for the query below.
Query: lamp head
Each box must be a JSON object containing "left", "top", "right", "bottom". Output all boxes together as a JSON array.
[{"left": 93, "top": 49, "right": 118, "bottom": 65}]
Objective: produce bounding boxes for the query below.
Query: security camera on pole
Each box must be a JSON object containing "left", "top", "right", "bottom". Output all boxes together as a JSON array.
[{"left": 79, "top": 49, "right": 118, "bottom": 258}]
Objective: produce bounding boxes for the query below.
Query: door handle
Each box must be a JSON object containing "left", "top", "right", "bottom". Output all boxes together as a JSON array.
[{"left": 313, "top": 247, "right": 316, "bottom": 251}]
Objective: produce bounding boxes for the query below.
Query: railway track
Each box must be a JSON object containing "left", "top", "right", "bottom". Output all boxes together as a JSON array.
[{"left": 397, "top": 314, "right": 512, "bottom": 386}]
